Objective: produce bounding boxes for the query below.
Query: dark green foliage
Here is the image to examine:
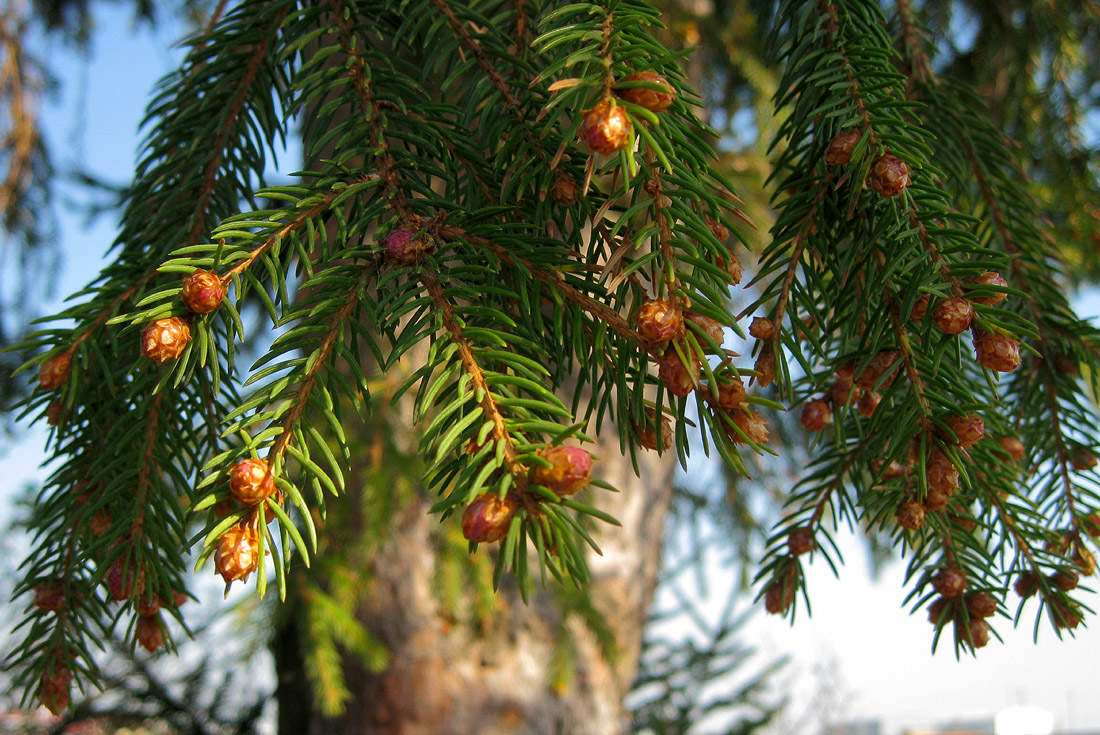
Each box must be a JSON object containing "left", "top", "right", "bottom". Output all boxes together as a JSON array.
[{"left": 4, "top": 0, "right": 1100, "bottom": 718}]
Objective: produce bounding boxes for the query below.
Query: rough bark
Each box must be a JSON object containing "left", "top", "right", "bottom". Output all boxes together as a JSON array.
[{"left": 273, "top": 424, "right": 675, "bottom": 735}]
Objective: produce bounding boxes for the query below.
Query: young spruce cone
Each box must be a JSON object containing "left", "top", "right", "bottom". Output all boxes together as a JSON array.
[
  {"left": 957, "top": 618, "right": 991, "bottom": 648},
  {"left": 38, "top": 661, "right": 72, "bottom": 715},
  {"left": 727, "top": 409, "right": 770, "bottom": 446},
  {"left": 867, "top": 154, "right": 910, "bottom": 197},
  {"left": 974, "top": 329, "right": 1021, "bottom": 372},
  {"left": 229, "top": 458, "right": 277, "bottom": 506},
  {"left": 136, "top": 614, "right": 164, "bottom": 653},
  {"left": 932, "top": 566, "right": 968, "bottom": 598},
  {"left": 615, "top": 70, "right": 676, "bottom": 112},
  {"left": 215, "top": 521, "right": 260, "bottom": 585},
  {"left": 788, "top": 527, "right": 814, "bottom": 555},
  {"left": 896, "top": 499, "right": 925, "bottom": 530},
  {"left": 34, "top": 581, "right": 66, "bottom": 613},
  {"left": 461, "top": 493, "right": 519, "bottom": 543},
  {"left": 749, "top": 317, "right": 775, "bottom": 340},
  {"left": 942, "top": 414, "right": 984, "bottom": 447},
  {"left": 38, "top": 350, "right": 72, "bottom": 391},
  {"left": 530, "top": 445, "right": 592, "bottom": 496},
  {"left": 764, "top": 580, "right": 795, "bottom": 615},
  {"left": 825, "top": 128, "right": 862, "bottom": 166},
  {"left": 658, "top": 347, "right": 699, "bottom": 396},
  {"left": 579, "top": 100, "right": 632, "bottom": 155},
  {"left": 141, "top": 317, "right": 191, "bottom": 364},
  {"left": 966, "top": 271, "right": 1008, "bottom": 306},
  {"left": 997, "top": 436, "right": 1026, "bottom": 462},
  {"left": 634, "top": 299, "right": 685, "bottom": 343},
  {"left": 799, "top": 399, "right": 831, "bottom": 431},
  {"left": 714, "top": 374, "right": 747, "bottom": 409},
  {"left": 180, "top": 269, "right": 225, "bottom": 314},
  {"left": 932, "top": 297, "right": 974, "bottom": 335},
  {"left": 635, "top": 408, "right": 673, "bottom": 451}
]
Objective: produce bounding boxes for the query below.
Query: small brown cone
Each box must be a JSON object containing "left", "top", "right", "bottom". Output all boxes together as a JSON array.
[
  {"left": 927, "top": 596, "right": 953, "bottom": 624},
  {"left": 932, "top": 567, "right": 968, "bottom": 598},
  {"left": 658, "top": 347, "right": 699, "bottom": 397},
  {"left": 957, "top": 618, "right": 991, "bottom": 648},
  {"left": 461, "top": 493, "right": 519, "bottom": 543},
  {"left": 966, "top": 271, "right": 1008, "bottom": 306},
  {"left": 634, "top": 299, "right": 685, "bottom": 343},
  {"left": 867, "top": 154, "right": 911, "bottom": 197},
  {"left": 997, "top": 437, "right": 1026, "bottom": 462},
  {"left": 965, "top": 592, "right": 998, "bottom": 618},
  {"left": 180, "top": 269, "right": 226, "bottom": 314},
  {"left": 749, "top": 317, "right": 775, "bottom": 340},
  {"left": 727, "top": 409, "right": 769, "bottom": 445},
  {"left": 38, "top": 661, "right": 72, "bottom": 715},
  {"left": 615, "top": 71, "right": 676, "bottom": 112},
  {"left": 799, "top": 400, "right": 831, "bottom": 431},
  {"left": 896, "top": 499, "right": 925, "bottom": 530},
  {"left": 764, "top": 580, "right": 795, "bottom": 615},
  {"left": 34, "top": 581, "right": 66, "bottom": 613},
  {"left": 635, "top": 407, "right": 673, "bottom": 452},
  {"left": 1014, "top": 571, "right": 1040, "bottom": 598},
  {"left": 579, "top": 100, "right": 632, "bottom": 155},
  {"left": 136, "top": 615, "right": 165, "bottom": 653},
  {"left": 550, "top": 172, "right": 580, "bottom": 205},
  {"left": 825, "top": 128, "right": 862, "bottom": 166},
  {"left": 788, "top": 527, "right": 814, "bottom": 555},
  {"left": 714, "top": 374, "right": 747, "bottom": 409},
  {"left": 228, "top": 458, "right": 277, "bottom": 505},
  {"left": 942, "top": 414, "right": 984, "bottom": 447},
  {"left": 685, "top": 312, "right": 725, "bottom": 346},
  {"left": 974, "top": 330, "right": 1021, "bottom": 372},
  {"left": 530, "top": 445, "right": 592, "bottom": 496},
  {"left": 932, "top": 297, "right": 974, "bottom": 335},
  {"left": 38, "top": 351, "right": 73, "bottom": 391},
  {"left": 141, "top": 317, "right": 191, "bottom": 364},
  {"left": 215, "top": 521, "right": 260, "bottom": 586}
]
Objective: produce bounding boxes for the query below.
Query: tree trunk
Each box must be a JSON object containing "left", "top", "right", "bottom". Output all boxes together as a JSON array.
[
  {"left": 273, "top": 422, "right": 675, "bottom": 735},
  {"left": 271, "top": 24, "right": 677, "bottom": 732}
]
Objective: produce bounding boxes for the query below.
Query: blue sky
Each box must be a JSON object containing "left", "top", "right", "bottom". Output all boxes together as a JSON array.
[{"left": 3, "top": 6, "right": 1099, "bottom": 733}]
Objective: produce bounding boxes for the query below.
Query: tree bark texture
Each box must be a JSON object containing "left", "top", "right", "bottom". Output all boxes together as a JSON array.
[{"left": 274, "top": 424, "right": 675, "bottom": 735}]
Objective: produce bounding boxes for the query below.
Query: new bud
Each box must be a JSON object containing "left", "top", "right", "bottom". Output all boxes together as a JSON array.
[
  {"left": 461, "top": 493, "right": 518, "bottom": 543},
  {"left": 180, "top": 269, "right": 226, "bottom": 314},
  {"left": 530, "top": 445, "right": 592, "bottom": 496},
  {"left": 141, "top": 317, "right": 191, "bottom": 364},
  {"left": 229, "top": 458, "right": 276, "bottom": 505}
]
